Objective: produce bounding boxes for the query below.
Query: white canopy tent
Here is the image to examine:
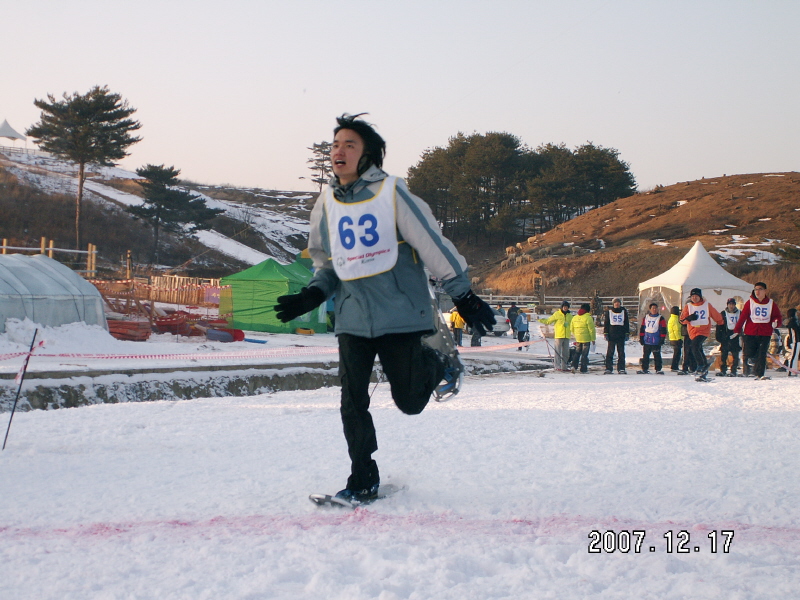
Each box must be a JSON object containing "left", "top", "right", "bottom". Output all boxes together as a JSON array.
[
  {"left": 637, "top": 240, "right": 753, "bottom": 317},
  {"left": 0, "top": 254, "right": 107, "bottom": 334},
  {"left": 0, "top": 119, "right": 26, "bottom": 142}
]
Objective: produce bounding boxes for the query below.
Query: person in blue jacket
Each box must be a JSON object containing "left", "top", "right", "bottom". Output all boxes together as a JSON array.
[
  {"left": 637, "top": 303, "right": 667, "bottom": 374},
  {"left": 274, "top": 114, "right": 495, "bottom": 503},
  {"left": 514, "top": 310, "right": 529, "bottom": 351}
]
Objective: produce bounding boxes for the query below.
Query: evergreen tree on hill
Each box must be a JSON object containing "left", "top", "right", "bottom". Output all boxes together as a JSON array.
[
  {"left": 26, "top": 86, "right": 142, "bottom": 251},
  {"left": 307, "top": 141, "right": 332, "bottom": 192},
  {"left": 408, "top": 133, "right": 636, "bottom": 243},
  {"left": 128, "top": 164, "right": 224, "bottom": 264}
]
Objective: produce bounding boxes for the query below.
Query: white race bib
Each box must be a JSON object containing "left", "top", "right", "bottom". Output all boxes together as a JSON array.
[
  {"left": 688, "top": 302, "right": 709, "bottom": 326},
  {"left": 324, "top": 177, "right": 399, "bottom": 281},
  {"left": 609, "top": 311, "right": 625, "bottom": 326},
  {"left": 750, "top": 299, "right": 773, "bottom": 324},
  {"left": 644, "top": 314, "right": 660, "bottom": 333},
  {"left": 725, "top": 310, "right": 740, "bottom": 330}
]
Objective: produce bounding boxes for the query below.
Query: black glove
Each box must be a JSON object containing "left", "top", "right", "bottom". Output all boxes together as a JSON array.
[
  {"left": 274, "top": 287, "right": 325, "bottom": 323},
  {"left": 685, "top": 313, "right": 699, "bottom": 321},
  {"left": 452, "top": 290, "right": 496, "bottom": 336}
]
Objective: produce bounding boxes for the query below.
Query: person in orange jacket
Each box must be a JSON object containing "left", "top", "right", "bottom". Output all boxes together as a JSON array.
[{"left": 679, "top": 288, "right": 724, "bottom": 379}]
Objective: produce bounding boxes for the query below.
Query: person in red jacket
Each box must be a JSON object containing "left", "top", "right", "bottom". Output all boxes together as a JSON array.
[
  {"left": 679, "top": 288, "right": 724, "bottom": 379},
  {"left": 732, "top": 282, "right": 783, "bottom": 380}
]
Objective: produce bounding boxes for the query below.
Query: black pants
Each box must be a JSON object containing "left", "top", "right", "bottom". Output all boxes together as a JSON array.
[
  {"left": 572, "top": 342, "right": 591, "bottom": 372},
  {"left": 517, "top": 329, "right": 527, "bottom": 350},
  {"left": 719, "top": 338, "right": 741, "bottom": 374},
  {"left": 338, "top": 332, "right": 444, "bottom": 491},
  {"left": 642, "top": 344, "right": 663, "bottom": 372},
  {"left": 682, "top": 336, "right": 697, "bottom": 372},
  {"left": 605, "top": 338, "right": 626, "bottom": 371},
  {"left": 670, "top": 340, "right": 682, "bottom": 371},
  {"left": 690, "top": 336, "right": 708, "bottom": 373},
  {"left": 744, "top": 335, "right": 770, "bottom": 377},
  {"left": 452, "top": 327, "right": 463, "bottom": 346}
]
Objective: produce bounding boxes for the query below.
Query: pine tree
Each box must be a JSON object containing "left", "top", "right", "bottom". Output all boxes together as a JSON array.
[
  {"left": 307, "top": 141, "right": 332, "bottom": 192},
  {"left": 26, "top": 86, "right": 142, "bottom": 250},
  {"left": 128, "top": 165, "right": 224, "bottom": 264}
]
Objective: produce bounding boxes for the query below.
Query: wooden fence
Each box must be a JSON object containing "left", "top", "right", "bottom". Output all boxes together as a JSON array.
[
  {"left": 148, "top": 275, "right": 222, "bottom": 307},
  {"left": 1, "top": 238, "right": 98, "bottom": 276}
]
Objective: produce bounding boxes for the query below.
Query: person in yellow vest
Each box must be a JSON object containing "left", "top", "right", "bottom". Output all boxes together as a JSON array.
[
  {"left": 540, "top": 301, "right": 574, "bottom": 371},
  {"left": 667, "top": 306, "right": 683, "bottom": 372},
  {"left": 569, "top": 303, "right": 596, "bottom": 373},
  {"left": 450, "top": 308, "right": 465, "bottom": 346}
]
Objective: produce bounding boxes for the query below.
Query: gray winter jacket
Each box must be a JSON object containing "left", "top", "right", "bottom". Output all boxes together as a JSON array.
[{"left": 307, "top": 166, "right": 471, "bottom": 338}]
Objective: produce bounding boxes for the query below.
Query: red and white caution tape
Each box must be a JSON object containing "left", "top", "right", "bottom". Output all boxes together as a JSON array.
[
  {"left": 767, "top": 353, "right": 800, "bottom": 375},
  {"left": 14, "top": 341, "right": 44, "bottom": 384},
  {"left": 0, "top": 338, "right": 547, "bottom": 365}
]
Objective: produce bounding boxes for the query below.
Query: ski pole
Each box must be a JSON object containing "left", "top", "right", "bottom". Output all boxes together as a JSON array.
[
  {"left": 3, "top": 329, "right": 38, "bottom": 451},
  {"left": 369, "top": 370, "right": 384, "bottom": 400}
]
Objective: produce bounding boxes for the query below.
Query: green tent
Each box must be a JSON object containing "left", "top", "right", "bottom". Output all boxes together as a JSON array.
[{"left": 219, "top": 259, "right": 326, "bottom": 333}]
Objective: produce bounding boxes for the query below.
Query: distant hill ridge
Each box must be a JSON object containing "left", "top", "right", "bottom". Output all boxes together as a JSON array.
[{"left": 467, "top": 172, "right": 800, "bottom": 309}]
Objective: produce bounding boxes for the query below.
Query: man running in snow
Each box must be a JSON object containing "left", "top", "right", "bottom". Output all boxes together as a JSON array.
[
  {"left": 715, "top": 298, "right": 742, "bottom": 376},
  {"left": 275, "top": 114, "right": 495, "bottom": 503},
  {"left": 603, "top": 298, "right": 629, "bottom": 374},
  {"left": 732, "top": 282, "right": 782, "bottom": 379},
  {"left": 679, "top": 288, "right": 724, "bottom": 379},
  {"left": 638, "top": 303, "right": 667, "bottom": 374}
]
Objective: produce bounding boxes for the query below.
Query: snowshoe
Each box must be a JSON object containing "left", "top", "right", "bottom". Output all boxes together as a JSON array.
[
  {"left": 423, "top": 285, "right": 465, "bottom": 402},
  {"left": 335, "top": 483, "right": 380, "bottom": 503}
]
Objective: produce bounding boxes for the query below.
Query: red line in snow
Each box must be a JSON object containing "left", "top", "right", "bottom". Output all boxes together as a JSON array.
[{"left": 2, "top": 513, "right": 798, "bottom": 547}]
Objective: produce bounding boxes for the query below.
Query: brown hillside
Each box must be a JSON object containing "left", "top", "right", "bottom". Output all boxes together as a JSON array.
[{"left": 465, "top": 172, "right": 800, "bottom": 309}]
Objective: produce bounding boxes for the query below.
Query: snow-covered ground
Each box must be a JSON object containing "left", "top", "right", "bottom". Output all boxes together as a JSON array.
[{"left": 1, "top": 322, "right": 799, "bottom": 599}]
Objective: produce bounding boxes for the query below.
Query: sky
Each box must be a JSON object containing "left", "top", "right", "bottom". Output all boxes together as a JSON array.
[{"left": 2, "top": 0, "right": 799, "bottom": 193}]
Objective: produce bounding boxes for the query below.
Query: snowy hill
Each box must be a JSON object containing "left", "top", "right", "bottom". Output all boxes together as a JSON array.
[{"left": 0, "top": 150, "right": 314, "bottom": 266}]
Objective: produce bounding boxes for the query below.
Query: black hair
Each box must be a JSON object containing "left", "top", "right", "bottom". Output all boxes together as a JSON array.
[
  {"left": 649, "top": 303, "right": 659, "bottom": 309},
  {"left": 334, "top": 113, "right": 386, "bottom": 175},
  {"left": 670, "top": 306, "right": 680, "bottom": 315}
]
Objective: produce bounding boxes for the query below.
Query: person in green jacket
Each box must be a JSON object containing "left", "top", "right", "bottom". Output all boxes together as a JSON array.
[
  {"left": 570, "top": 303, "right": 597, "bottom": 373},
  {"left": 540, "top": 301, "right": 573, "bottom": 371},
  {"left": 667, "top": 306, "right": 683, "bottom": 371}
]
